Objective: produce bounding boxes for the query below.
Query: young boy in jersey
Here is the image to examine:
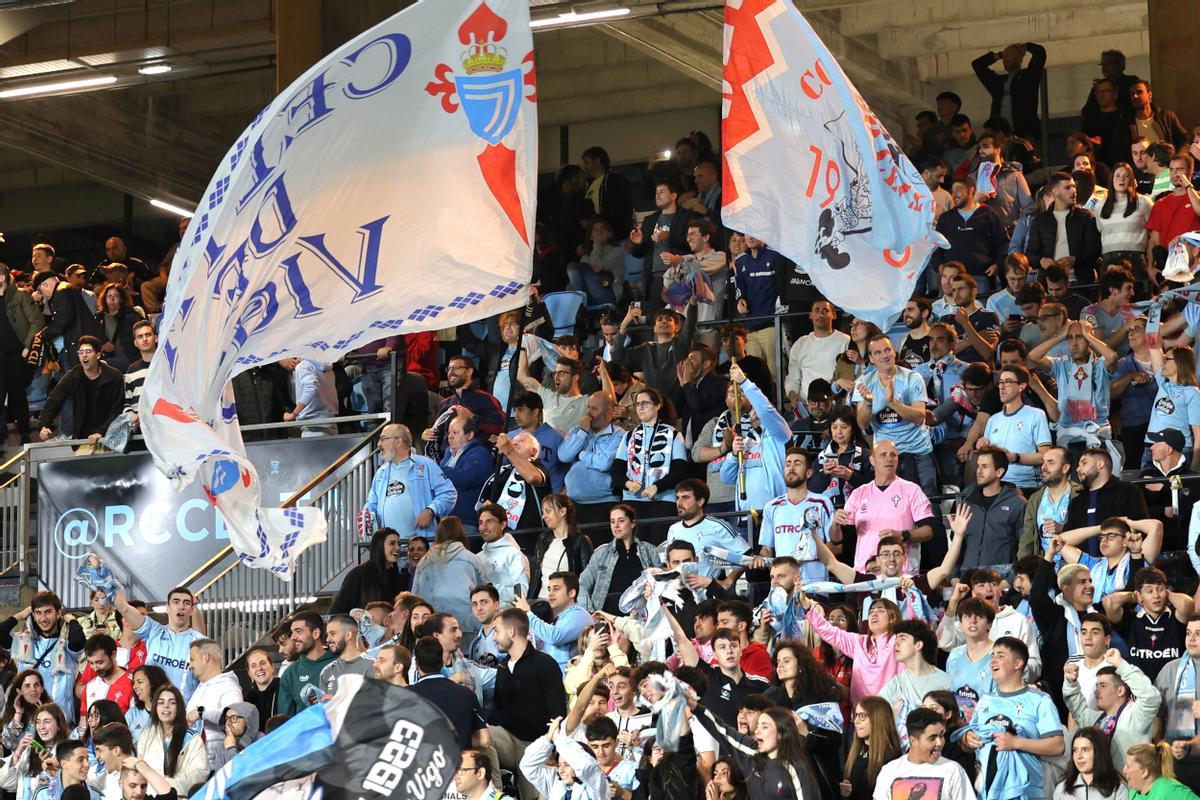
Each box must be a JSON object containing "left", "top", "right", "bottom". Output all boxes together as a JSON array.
[
  {"left": 961, "top": 637, "right": 1064, "bottom": 800},
  {"left": 114, "top": 588, "right": 206, "bottom": 701},
  {"left": 1102, "top": 566, "right": 1193, "bottom": 681},
  {"left": 873, "top": 707, "right": 977, "bottom": 800},
  {"left": 945, "top": 597, "right": 995, "bottom": 723},
  {"left": 585, "top": 717, "right": 639, "bottom": 799}
]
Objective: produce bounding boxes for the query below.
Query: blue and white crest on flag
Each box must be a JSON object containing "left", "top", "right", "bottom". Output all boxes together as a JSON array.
[
  {"left": 139, "top": 0, "right": 536, "bottom": 580},
  {"left": 455, "top": 68, "right": 523, "bottom": 144}
]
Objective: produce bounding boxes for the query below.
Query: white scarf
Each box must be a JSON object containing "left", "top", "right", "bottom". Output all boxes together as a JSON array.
[
  {"left": 625, "top": 421, "right": 675, "bottom": 489},
  {"left": 1055, "top": 594, "right": 1084, "bottom": 658}
]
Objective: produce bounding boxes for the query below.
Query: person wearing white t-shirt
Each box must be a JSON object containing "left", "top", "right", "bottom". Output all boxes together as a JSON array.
[
  {"left": 785, "top": 299, "right": 850, "bottom": 407},
  {"left": 874, "top": 706, "right": 977, "bottom": 800}
]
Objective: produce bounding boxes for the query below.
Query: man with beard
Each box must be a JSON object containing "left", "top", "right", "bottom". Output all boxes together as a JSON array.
[
  {"left": 628, "top": 179, "right": 696, "bottom": 313},
  {"left": 424, "top": 355, "right": 505, "bottom": 457},
  {"left": 898, "top": 297, "right": 933, "bottom": 369},
  {"left": 80, "top": 634, "right": 133, "bottom": 716},
  {"left": 663, "top": 219, "right": 728, "bottom": 347},
  {"left": 467, "top": 584, "right": 504, "bottom": 665},
  {"left": 1064, "top": 448, "right": 1148, "bottom": 556},
  {"left": 1018, "top": 446, "right": 1079, "bottom": 560},
  {"left": 372, "top": 644, "right": 410, "bottom": 687},
  {"left": 788, "top": 378, "right": 833, "bottom": 452},
  {"left": 785, "top": 298, "right": 849, "bottom": 408},
  {"left": 1025, "top": 172, "right": 1102, "bottom": 284},
  {"left": 413, "top": 612, "right": 497, "bottom": 716},
  {"left": 759, "top": 449, "right": 841, "bottom": 583},
  {"left": 318, "top": 615, "right": 373, "bottom": 697},
  {"left": 477, "top": 503, "right": 530, "bottom": 607}
]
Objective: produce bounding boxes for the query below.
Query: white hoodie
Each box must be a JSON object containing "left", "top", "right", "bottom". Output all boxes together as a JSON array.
[
  {"left": 185, "top": 670, "right": 244, "bottom": 767},
  {"left": 480, "top": 534, "right": 530, "bottom": 605}
]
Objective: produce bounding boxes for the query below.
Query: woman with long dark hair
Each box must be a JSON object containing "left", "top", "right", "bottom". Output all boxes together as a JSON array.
[
  {"left": 0, "top": 671, "right": 49, "bottom": 752},
  {"left": 330, "top": 528, "right": 404, "bottom": 615},
  {"left": 707, "top": 757, "right": 750, "bottom": 800},
  {"left": 808, "top": 409, "right": 871, "bottom": 508},
  {"left": 832, "top": 319, "right": 881, "bottom": 394},
  {"left": 397, "top": 598, "right": 433, "bottom": 652},
  {"left": 0, "top": 702, "right": 67, "bottom": 800},
  {"left": 765, "top": 641, "right": 843, "bottom": 798},
  {"left": 842, "top": 696, "right": 900, "bottom": 800},
  {"left": 1096, "top": 162, "right": 1153, "bottom": 276},
  {"left": 136, "top": 685, "right": 208, "bottom": 793},
  {"left": 94, "top": 281, "right": 143, "bottom": 371},
  {"left": 528, "top": 494, "right": 593, "bottom": 600},
  {"left": 922, "top": 690, "right": 975, "bottom": 781},
  {"left": 578, "top": 503, "right": 657, "bottom": 614},
  {"left": 125, "top": 665, "right": 171, "bottom": 741},
  {"left": 808, "top": 604, "right": 854, "bottom": 721},
  {"left": 1054, "top": 727, "right": 1127, "bottom": 799},
  {"left": 71, "top": 698, "right": 125, "bottom": 760},
  {"left": 692, "top": 701, "right": 821, "bottom": 800}
]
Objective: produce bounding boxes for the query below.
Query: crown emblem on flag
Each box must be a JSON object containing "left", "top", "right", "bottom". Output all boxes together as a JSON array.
[{"left": 462, "top": 42, "right": 507, "bottom": 73}]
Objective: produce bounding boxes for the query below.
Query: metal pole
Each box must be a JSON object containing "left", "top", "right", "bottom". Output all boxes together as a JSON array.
[
  {"left": 388, "top": 350, "right": 399, "bottom": 424},
  {"left": 1038, "top": 70, "right": 1051, "bottom": 180},
  {"left": 774, "top": 314, "right": 785, "bottom": 410},
  {"left": 18, "top": 450, "right": 30, "bottom": 578}
]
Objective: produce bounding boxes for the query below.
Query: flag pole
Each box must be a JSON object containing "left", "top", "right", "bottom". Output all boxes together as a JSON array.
[{"left": 730, "top": 357, "right": 747, "bottom": 504}]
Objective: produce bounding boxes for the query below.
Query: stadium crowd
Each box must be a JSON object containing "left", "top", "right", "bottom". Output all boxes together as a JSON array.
[{"left": 2, "top": 39, "right": 1200, "bottom": 800}]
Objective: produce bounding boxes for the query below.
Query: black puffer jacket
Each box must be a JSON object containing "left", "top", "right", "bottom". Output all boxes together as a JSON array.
[{"left": 528, "top": 530, "right": 593, "bottom": 599}]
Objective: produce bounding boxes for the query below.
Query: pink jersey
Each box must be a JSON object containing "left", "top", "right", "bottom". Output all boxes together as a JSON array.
[{"left": 843, "top": 477, "right": 934, "bottom": 573}]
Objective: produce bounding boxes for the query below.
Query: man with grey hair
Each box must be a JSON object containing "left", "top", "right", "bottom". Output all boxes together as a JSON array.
[
  {"left": 185, "top": 638, "right": 243, "bottom": 767},
  {"left": 477, "top": 431, "right": 550, "bottom": 532},
  {"left": 320, "top": 614, "right": 374, "bottom": 697},
  {"left": 362, "top": 422, "right": 457, "bottom": 540}
]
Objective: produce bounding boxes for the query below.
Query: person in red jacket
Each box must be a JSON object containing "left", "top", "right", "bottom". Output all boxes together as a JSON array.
[{"left": 716, "top": 600, "right": 773, "bottom": 679}]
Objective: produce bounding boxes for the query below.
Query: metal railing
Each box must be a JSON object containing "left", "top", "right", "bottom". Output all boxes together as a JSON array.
[
  {"left": 189, "top": 417, "right": 390, "bottom": 666},
  {"left": 0, "top": 449, "right": 25, "bottom": 578}
]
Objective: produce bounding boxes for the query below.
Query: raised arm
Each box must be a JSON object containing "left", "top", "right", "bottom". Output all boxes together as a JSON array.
[
  {"left": 814, "top": 539, "right": 857, "bottom": 585},
  {"left": 113, "top": 590, "right": 145, "bottom": 631},
  {"left": 661, "top": 600, "right": 699, "bottom": 667},
  {"left": 927, "top": 504, "right": 971, "bottom": 589},
  {"left": 515, "top": 347, "right": 542, "bottom": 394}
]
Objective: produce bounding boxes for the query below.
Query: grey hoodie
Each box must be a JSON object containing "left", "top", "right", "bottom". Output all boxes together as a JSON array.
[{"left": 210, "top": 701, "right": 263, "bottom": 770}]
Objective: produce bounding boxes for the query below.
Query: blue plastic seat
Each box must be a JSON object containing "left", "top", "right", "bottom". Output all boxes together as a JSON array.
[{"left": 541, "top": 290, "right": 586, "bottom": 338}]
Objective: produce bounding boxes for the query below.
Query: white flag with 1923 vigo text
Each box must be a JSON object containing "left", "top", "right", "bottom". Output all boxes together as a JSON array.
[{"left": 140, "top": 0, "right": 537, "bottom": 578}]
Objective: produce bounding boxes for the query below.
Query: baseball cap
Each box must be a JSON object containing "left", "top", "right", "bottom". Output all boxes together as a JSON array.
[
  {"left": 66, "top": 264, "right": 87, "bottom": 278},
  {"left": 1148, "top": 429, "right": 1185, "bottom": 453},
  {"left": 807, "top": 379, "right": 834, "bottom": 401}
]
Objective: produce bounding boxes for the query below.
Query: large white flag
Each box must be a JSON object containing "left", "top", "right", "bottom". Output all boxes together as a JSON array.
[
  {"left": 722, "top": 0, "right": 944, "bottom": 328},
  {"left": 140, "top": 0, "right": 536, "bottom": 578}
]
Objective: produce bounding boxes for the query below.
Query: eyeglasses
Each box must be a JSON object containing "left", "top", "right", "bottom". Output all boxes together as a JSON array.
[
  {"left": 77, "top": 348, "right": 96, "bottom": 355},
  {"left": 456, "top": 764, "right": 482, "bottom": 774},
  {"left": 634, "top": 401, "right": 655, "bottom": 408},
  {"left": 853, "top": 712, "right": 869, "bottom": 721},
  {"left": 1098, "top": 532, "right": 1126, "bottom": 541}
]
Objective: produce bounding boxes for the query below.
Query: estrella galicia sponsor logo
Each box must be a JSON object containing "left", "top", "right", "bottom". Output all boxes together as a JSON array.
[{"left": 54, "top": 508, "right": 100, "bottom": 560}]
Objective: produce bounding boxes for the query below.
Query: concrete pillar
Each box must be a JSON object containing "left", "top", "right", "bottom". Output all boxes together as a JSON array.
[
  {"left": 1148, "top": 0, "right": 1200, "bottom": 135},
  {"left": 275, "top": 0, "right": 324, "bottom": 93}
]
